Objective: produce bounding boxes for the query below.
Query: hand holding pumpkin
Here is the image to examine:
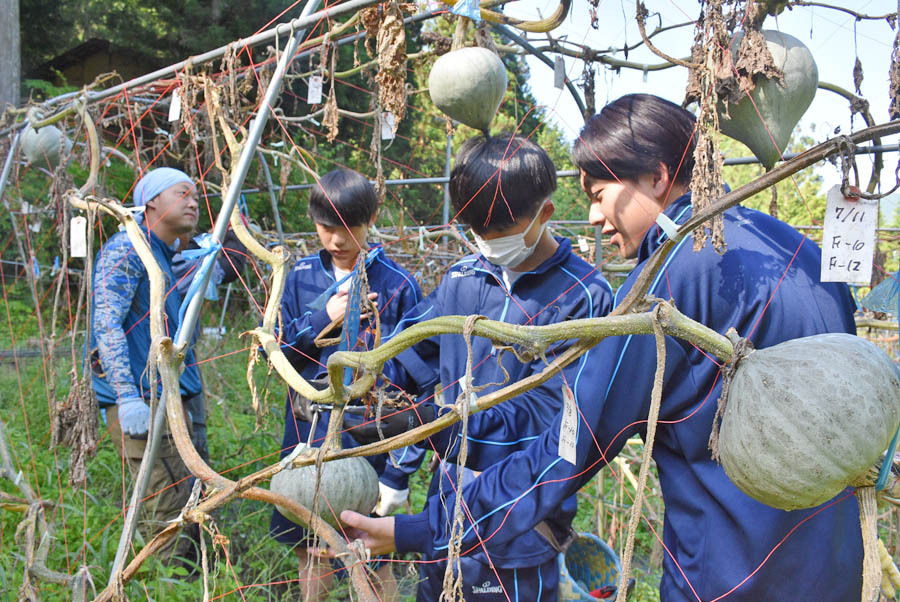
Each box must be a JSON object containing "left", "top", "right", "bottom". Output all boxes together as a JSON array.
[{"left": 337, "top": 511, "right": 397, "bottom": 556}]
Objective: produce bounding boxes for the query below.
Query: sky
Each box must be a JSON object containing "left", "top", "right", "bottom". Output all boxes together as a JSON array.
[{"left": 503, "top": 0, "right": 898, "bottom": 195}]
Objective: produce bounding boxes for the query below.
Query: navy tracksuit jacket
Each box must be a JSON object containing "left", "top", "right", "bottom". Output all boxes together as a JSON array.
[
  {"left": 270, "top": 246, "right": 424, "bottom": 544},
  {"left": 388, "top": 237, "right": 614, "bottom": 600},
  {"left": 396, "top": 194, "right": 863, "bottom": 601}
]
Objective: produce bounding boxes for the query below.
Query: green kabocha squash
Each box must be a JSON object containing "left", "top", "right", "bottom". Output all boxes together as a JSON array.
[
  {"left": 717, "top": 30, "right": 818, "bottom": 169},
  {"left": 717, "top": 333, "right": 900, "bottom": 511},
  {"left": 428, "top": 47, "right": 508, "bottom": 133},
  {"left": 21, "top": 124, "right": 72, "bottom": 170},
  {"left": 270, "top": 456, "right": 378, "bottom": 528}
]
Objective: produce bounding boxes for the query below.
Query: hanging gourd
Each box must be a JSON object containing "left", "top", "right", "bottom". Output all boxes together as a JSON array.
[
  {"left": 270, "top": 456, "right": 379, "bottom": 528},
  {"left": 717, "top": 30, "right": 818, "bottom": 169},
  {"left": 716, "top": 333, "right": 900, "bottom": 511},
  {"left": 428, "top": 47, "right": 508, "bottom": 134},
  {"left": 21, "top": 124, "right": 72, "bottom": 170}
]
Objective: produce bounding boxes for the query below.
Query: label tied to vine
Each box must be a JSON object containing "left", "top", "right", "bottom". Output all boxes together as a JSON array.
[
  {"left": 554, "top": 56, "right": 565, "bottom": 89},
  {"left": 577, "top": 236, "right": 590, "bottom": 254},
  {"left": 70, "top": 216, "right": 87, "bottom": 258},
  {"left": 558, "top": 384, "right": 577, "bottom": 465},
  {"left": 821, "top": 184, "right": 877, "bottom": 284},
  {"left": 168, "top": 90, "right": 182, "bottom": 122},
  {"left": 307, "top": 76, "right": 323, "bottom": 105}
]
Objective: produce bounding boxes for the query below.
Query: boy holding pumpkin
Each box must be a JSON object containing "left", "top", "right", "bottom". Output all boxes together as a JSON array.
[
  {"left": 342, "top": 95, "right": 863, "bottom": 601},
  {"left": 345, "top": 134, "right": 614, "bottom": 600},
  {"left": 269, "top": 167, "right": 424, "bottom": 600}
]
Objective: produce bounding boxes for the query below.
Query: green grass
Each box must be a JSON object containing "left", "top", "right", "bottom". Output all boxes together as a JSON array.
[{"left": 0, "top": 305, "right": 664, "bottom": 601}]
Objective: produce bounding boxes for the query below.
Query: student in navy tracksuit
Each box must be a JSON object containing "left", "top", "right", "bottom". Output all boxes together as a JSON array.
[
  {"left": 268, "top": 168, "right": 423, "bottom": 600},
  {"left": 342, "top": 95, "right": 863, "bottom": 601},
  {"left": 347, "top": 134, "right": 613, "bottom": 601}
]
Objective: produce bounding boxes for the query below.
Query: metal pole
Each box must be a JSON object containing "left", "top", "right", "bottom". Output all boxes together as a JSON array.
[
  {"left": 218, "top": 282, "right": 233, "bottom": 334},
  {"left": 257, "top": 151, "right": 286, "bottom": 246},
  {"left": 442, "top": 132, "right": 452, "bottom": 226},
  {"left": 0, "top": 132, "right": 20, "bottom": 203},
  {"left": 210, "top": 170, "right": 584, "bottom": 197},
  {"left": 442, "top": 132, "right": 452, "bottom": 247},
  {"left": 109, "top": 0, "right": 327, "bottom": 577}
]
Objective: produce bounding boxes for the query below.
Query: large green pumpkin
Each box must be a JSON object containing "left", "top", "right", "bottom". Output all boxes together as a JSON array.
[
  {"left": 270, "top": 456, "right": 379, "bottom": 528},
  {"left": 717, "top": 30, "right": 818, "bottom": 169},
  {"left": 428, "top": 47, "right": 508, "bottom": 133},
  {"left": 718, "top": 333, "right": 900, "bottom": 510}
]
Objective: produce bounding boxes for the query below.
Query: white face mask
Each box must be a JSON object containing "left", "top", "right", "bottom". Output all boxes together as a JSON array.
[{"left": 473, "top": 203, "right": 549, "bottom": 268}]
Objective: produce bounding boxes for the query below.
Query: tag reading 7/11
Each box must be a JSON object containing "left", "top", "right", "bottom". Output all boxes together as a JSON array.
[{"left": 821, "top": 184, "right": 877, "bottom": 284}]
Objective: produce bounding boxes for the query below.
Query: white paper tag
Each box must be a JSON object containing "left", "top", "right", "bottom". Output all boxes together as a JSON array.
[
  {"left": 70, "top": 216, "right": 87, "bottom": 258},
  {"left": 21, "top": 201, "right": 31, "bottom": 214},
  {"left": 381, "top": 112, "right": 396, "bottom": 140},
  {"left": 168, "top": 90, "right": 182, "bottom": 122},
  {"left": 553, "top": 56, "right": 565, "bottom": 89},
  {"left": 558, "top": 385, "right": 578, "bottom": 465},
  {"left": 821, "top": 185, "right": 877, "bottom": 284},
  {"left": 577, "top": 236, "right": 590, "bottom": 253},
  {"left": 308, "top": 75, "right": 323, "bottom": 105},
  {"left": 29, "top": 220, "right": 41, "bottom": 233}
]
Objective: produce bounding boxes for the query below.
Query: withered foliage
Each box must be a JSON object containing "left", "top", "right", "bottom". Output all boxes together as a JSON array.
[
  {"left": 685, "top": 0, "right": 733, "bottom": 254},
  {"left": 374, "top": 1, "right": 412, "bottom": 135},
  {"left": 685, "top": 1, "right": 783, "bottom": 110},
  {"left": 891, "top": 24, "right": 900, "bottom": 120},
  {"left": 51, "top": 375, "right": 99, "bottom": 488}
]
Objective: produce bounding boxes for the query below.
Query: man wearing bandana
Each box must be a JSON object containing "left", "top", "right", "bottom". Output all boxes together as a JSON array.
[{"left": 90, "top": 167, "right": 203, "bottom": 562}]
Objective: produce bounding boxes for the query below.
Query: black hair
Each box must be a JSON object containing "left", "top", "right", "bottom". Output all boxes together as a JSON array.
[
  {"left": 449, "top": 133, "right": 557, "bottom": 235},
  {"left": 308, "top": 168, "right": 378, "bottom": 227},
  {"left": 573, "top": 94, "right": 696, "bottom": 187}
]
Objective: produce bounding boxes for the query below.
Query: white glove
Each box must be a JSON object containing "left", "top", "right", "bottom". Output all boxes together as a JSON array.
[
  {"left": 374, "top": 482, "right": 409, "bottom": 516},
  {"left": 118, "top": 397, "right": 151, "bottom": 436}
]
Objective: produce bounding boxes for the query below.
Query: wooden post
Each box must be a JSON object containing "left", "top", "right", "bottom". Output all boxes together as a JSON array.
[{"left": 0, "top": 0, "right": 20, "bottom": 111}]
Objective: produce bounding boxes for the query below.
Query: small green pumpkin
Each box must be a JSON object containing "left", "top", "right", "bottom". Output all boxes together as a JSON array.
[
  {"left": 428, "top": 47, "right": 508, "bottom": 133},
  {"left": 717, "top": 30, "right": 818, "bottom": 169},
  {"left": 21, "top": 124, "right": 72, "bottom": 170},
  {"left": 270, "top": 456, "right": 379, "bottom": 528},
  {"left": 718, "top": 333, "right": 900, "bottom": 510}
]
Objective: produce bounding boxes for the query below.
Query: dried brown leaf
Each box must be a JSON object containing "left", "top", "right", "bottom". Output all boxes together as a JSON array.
[
  {"left": 374, "top": 1, "right": 408, "bottom": 133},
  {"left": 323, "top": 85, "right": 339, "bottom": 142},
  {"left": 891, "top": 29, "right": 900, "bottom": 120},
  {"left": 854, "top": 57, "right": 864, "bottom": 95}
]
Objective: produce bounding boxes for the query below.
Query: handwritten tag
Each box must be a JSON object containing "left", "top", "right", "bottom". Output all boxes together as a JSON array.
[
  {"left": 554, "top": 56, "right": 565, "bottom": 89},
  {"left": 577, "top": 236, "right": 590, "bottom": 253},
  {"left": 307, "top": 75, "right": 323, "bottom": 105},
  {"left": 168, "top": 90, "right": 182, "bottom": 122},
  {"left": 381, "top": 112, "right": 396, "bottom": 140},
  {"left": 821, "top": 184, "right": 877, "bottom": 284},
  {"left": 70, "top": 216, "right": 87, "bottom": 258},
  {"left": 558, "top": 384, "right": 578, "bottom": 465}
]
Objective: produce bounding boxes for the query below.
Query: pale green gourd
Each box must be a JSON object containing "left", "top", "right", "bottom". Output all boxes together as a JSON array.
[
  {"left": 717, "top": 30, "right": 818, "bottom": 169},
  {"left": 21, "top": 124, "right": 72, "bottom": 170},
  {"left": 428, "top": 47, "right": 508, "bottom": 133},
  {"left": 718, "top": 333, "right": 900, "bottom": 510},
  {"left": 270, "top": 456, "right": 379, "bottom": 528}
]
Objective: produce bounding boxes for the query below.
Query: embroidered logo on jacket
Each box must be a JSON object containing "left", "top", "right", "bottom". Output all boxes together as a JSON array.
[
  {"left": 471, "top": 581, "right": 503, "bottom": 594},
  {"left": 293, "top": 263, "right": 313, "bottom": 271},
  {"left": 450, "top": 265, "right": 475, "bottom": 278}
]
